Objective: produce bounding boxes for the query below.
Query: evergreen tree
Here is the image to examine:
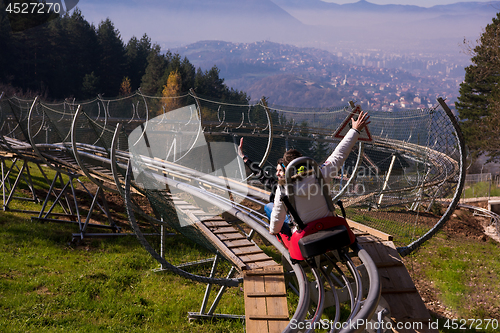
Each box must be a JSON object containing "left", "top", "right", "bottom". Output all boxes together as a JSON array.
[
  {"left": 44, "top": 15, "right": 70, "bottom": 98},
  {"left": 64, "top": 9, "right": 99, "bottom": 98},
  {"left": 204, "top": 66, "right": 225, "bottom": 98},
  {"left": 1, "top": 8, "right": 248, "bottom": 104},
  {"left": 180, "top": 57, "right": 196, "bottom": 92},
  {"left": 4, "top": 1, "right": 57, "bottom": 95},
  {"left": 81, "top": 72, "right": 100, "bottom": 99},
  {"left": 0, "top": 2, "right": 14, "bottom": 83},
  {"left": 457, "top": 12, "right": 500, "bottom": 161},
  {"left": 193, "top": 65, "right": 248, "bottom": 102},
  {"left": 126, "top": 33, "right": 151, "bottom": 91},
  {"left": 159, "top": 52, "right": 181, "bottom": 93},
  {"left": 159, "top": 53, "right": 196, "bottom": 94},
  {"left": 310, "top": 138, "right": 331, "bottom": 164},
  {"left": 96, "top": 18, "right": 126, "bottom": 97},
  {"left": 141, "top": 44, "right": 166, "bottom": 96},
  {"left": 4, "top": 0, "right": 58, "bottom": 33}
]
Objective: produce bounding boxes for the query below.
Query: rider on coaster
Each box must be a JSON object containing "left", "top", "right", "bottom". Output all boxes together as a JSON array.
[{"left": 269, "top": 111, "right": 370, "bottom": 242}]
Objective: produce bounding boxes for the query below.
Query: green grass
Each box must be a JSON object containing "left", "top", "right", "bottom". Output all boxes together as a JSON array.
[
  {"left": 1, "top": 160, "right": 74, "bottom": 215},
  {"left": 0, "top": 213, "right": 246, "bottom": 332},
  {"left": 406, "top": 232, "right": 500, "bottom": 333},
  {"left": 463, "top": 181, "right": 500, "bottom": 199},
  {"left": 348, "top": 209, "right": 429, "bottom": 247},
  {"left": 2, "top": 162, "right": 500, "bottom": 332}
]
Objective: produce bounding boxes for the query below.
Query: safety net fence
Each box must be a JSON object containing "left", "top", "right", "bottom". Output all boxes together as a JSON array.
[{"left": 0, "top": 91, "right": 465, "bottom": 257}]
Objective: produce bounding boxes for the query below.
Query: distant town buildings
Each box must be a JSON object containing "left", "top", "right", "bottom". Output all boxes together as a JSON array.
[{"left": 179, "top": 41, "right": 465, "bottom": 111}]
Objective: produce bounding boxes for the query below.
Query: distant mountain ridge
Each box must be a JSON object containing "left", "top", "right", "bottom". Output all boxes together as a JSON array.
[
  {"left": 271, "top": 0, "right": 499, "bottom": 13},
  {"left": 78, "top": 0, "right": 307, "bottom": 48},
  {"left": 81, "top": 0, "right": 302, "bottom": 22},
  {"left": 77, "top": 0, "right": 500, "bottom": 54}
]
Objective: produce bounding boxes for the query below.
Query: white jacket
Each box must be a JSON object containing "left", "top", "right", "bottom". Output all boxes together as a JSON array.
[{"left": 269, "top": 128, "right": 360, "bottom": 234}]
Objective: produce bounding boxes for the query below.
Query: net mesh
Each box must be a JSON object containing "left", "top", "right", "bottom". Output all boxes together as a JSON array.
[
  {"left": 126, "top": 93, "right": 256, "bottom": 266},
  {"left": 263, "top": 101, "right": 461, "bottom": 246},
  {"left": 0, "top": 91, "right": 464, "bottom": 252},
  {"left": 0, "top": 96, "right": 34, "bottom": 151}
]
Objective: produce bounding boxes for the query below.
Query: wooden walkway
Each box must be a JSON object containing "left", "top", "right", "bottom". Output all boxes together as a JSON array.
[
  {"left": 173, "top": 197, "right": 289, "bottom": 333},
  {"left": 243, "top": 265, "right": 289, "bottom": 333},
  {"left": 172, "top": 196, "right": 437, "bottom": 333},
  {"left": 352, "top": 219, "right": 438, "bottom": 333}
]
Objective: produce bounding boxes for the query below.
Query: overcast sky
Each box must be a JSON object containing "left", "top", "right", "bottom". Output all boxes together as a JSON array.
[{"left": 325, "top": 0, "right": 498, "bottom": 6}]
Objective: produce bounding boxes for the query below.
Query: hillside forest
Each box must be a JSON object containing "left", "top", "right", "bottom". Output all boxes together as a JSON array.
[{"left": 0, "top": 2, "right": 248, "bottom": 104}]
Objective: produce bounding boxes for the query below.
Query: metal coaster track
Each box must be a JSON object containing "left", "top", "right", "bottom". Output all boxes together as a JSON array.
[{"left": 0, "top": 93, "right": 466, "bottom": 332}]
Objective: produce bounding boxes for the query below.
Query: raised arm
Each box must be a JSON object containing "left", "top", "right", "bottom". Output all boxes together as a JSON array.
[
  {"left": 322, "top": 110, "right": 371, "bottom": 179},
  {"left": 237, "top": 137, "right": 247, "bottom": 162}
]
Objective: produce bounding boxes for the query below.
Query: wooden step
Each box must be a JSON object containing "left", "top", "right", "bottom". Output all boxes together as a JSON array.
[
  {"left": 357, "top": 239, "right": 437, "bottom": 333},
  {"left": 244, "top": 265, "right": 289, "bottom": 333}
]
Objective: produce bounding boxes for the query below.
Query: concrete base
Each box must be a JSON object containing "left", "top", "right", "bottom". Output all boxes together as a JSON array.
[{"left": 488, "top": 200, "right": 500, "bottom": 215}]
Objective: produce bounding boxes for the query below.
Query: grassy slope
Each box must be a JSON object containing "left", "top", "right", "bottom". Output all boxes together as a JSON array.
[
  {"left": 1, "top": 160, "right": 498, "bottom": 332},
  {"left": 0, "top": 213, "right": 246, "bottom": 333},
  {"left": 404, "top": 231, "right": 500, "bottom": 333},
  {"left": 2, "top": 209, "right": 499, "bottom": 332}
]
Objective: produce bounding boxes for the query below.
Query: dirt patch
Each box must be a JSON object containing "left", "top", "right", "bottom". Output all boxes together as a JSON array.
[
  {"left": 354, "top": 206, "right": 492, "bottom": 241},
  {"left": 356, "top": 209, "right": 441, "bottom": 228},
  {"left": 444, "top": 207, "right": 489, "bottom": 240},
  {"left": 351, "top": 203, "right": 498, "bottom": 320}
]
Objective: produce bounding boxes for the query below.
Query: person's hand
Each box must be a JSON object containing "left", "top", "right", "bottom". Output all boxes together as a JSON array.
[
  {"left": 351, "top": 110, "right": 371, "bottom": 132},
  {"left": 237, "top": 137, "right": 244, "bottom": 158}
]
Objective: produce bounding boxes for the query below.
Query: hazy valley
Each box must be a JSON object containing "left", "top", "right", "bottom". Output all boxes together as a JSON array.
[{"left": 73, "top": 0, "right": 500, "bottom": 108}]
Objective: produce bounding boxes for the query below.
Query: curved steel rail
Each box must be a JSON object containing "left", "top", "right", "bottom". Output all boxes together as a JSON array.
[
  {"left": 332, "top": 143, "right": 364, "bottom": 204},
  {"left": 123, "top": 162, "right": 240, "bottom": 287},
  {"left": 6, "top": 92, "right": 468, "bottom": 331},
  {"left": 20, "top": 94, "right": 464, "bottom": 259},
  {"left": 70, "top": 105, "right": 120, "bottom": 194},
  {"left": 458, "top": 202, "right": 500, "bottom": 238},
  {"left": 124, "top": 148, "right": 381, "bottom": 332},
  {"left": 27, "top": 97, "right": 79, "bottom": 175},
  {"left": 397, "top": 98, "right": 466, "bottom": 256}
]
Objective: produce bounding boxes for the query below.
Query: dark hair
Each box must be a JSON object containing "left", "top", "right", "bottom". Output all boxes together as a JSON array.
[{"left": 283, "top": 149, "right": 303, "bottom": 166}]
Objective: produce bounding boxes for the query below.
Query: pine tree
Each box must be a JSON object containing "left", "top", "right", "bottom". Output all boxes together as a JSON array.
[
  {"left": 44, "top": 15, "right": 70, "bottom": 98},
  {"left": 126, "top": 33, "right": 151, "bottom": 91},
  {"left": 456, "top": 12, "right": 500, "bottom": 162},
  {"left": 81, "top": 72, "right": 100, "bottom": 99},
  {"left": 0, "top": 1, "right": 14, "bottom": 84},
  {"left": 180, "top": 57, "right": 196, "bottom": 92},
  {"left": 64, "top": 9, "right": 99, "bottom": 98},
  {"left": 96, "top": 18, "right": 126, "bottom": 97},
  {"left": 140, "top": 44, "right": 165, "bottom": 96}
]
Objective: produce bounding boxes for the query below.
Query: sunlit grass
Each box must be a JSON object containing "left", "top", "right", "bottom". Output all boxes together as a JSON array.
[
  {"left": 406, "top": 233, "right": 500, "bottom": 333},
  {"left": 0, "top": 213, "right": 246, "bottom": 332},
  {"left": 463, "top": 181, "right": 500, "bottom": 199},
  {"left": 348, "top": 209, "right": 429, "bottom": 247},
  {"left": 2, "top": 161, "right": 499, "bottom": 332},
  {"left": 1, "top": 160, "right": 74, "bottom": 215}
]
